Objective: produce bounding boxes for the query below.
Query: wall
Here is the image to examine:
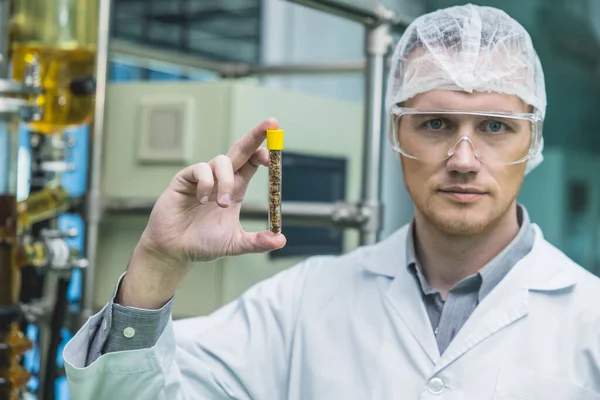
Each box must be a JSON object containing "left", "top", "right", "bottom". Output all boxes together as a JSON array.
[{"left": 517, "top": 148, "right": 566, "bottom": 249}]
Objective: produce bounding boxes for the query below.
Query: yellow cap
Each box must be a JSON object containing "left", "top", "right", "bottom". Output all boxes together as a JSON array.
[{"left": 266, "top": 129, "right": 284, "bottom": 150}]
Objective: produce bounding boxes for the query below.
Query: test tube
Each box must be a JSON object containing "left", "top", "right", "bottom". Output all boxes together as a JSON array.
[{"left": 266, "top": 129, "right": 284, "bottom": 234}]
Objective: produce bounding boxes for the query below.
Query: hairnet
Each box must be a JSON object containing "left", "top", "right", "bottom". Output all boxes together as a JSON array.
[{"left": 385, "top": 4, "right": 546, "bottom": 173}]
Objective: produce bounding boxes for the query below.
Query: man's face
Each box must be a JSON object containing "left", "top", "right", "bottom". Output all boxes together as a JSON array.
[{"left": 400, "top": 90, "right": 530, "bottom": 235}]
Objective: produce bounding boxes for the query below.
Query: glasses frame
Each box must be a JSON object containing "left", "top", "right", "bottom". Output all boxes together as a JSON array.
[{"left": 388, "top": 105, "right": 544, "bottom": 166}]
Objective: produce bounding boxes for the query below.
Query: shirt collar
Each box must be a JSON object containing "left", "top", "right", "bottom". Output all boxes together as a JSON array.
[{"left": 406, "top": 204, "right": 536, "bottom": 301}]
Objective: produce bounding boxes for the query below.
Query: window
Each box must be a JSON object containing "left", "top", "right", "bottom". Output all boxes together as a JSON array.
[{"left": 112, "top": 0, "right": 261, "bottom": 64}]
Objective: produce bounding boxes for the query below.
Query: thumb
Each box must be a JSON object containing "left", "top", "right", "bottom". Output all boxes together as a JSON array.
[{"left": 236, "top": 231, "right": 286, "bottom": 254}]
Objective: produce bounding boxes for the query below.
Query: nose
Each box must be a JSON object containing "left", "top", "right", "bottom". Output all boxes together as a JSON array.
[{"left": 446, "top": 136, "right": 481, "bottom": 174}]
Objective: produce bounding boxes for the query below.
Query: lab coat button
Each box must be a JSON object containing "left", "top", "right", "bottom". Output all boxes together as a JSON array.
[
  {"left": 123, "top": 327, "right": 136, "bottom": 338},
  {"left": 427, "top": 377, "right": 445, "bottom": 394}
]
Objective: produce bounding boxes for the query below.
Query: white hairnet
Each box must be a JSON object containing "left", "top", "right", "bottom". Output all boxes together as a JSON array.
[{"left": 386, "top": 3, "right": 546, "bottom": 173}]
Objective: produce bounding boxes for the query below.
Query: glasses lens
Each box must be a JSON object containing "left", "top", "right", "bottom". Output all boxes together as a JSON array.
[{"left": 392, "top": 111, "right": 534, "bottom": 164}]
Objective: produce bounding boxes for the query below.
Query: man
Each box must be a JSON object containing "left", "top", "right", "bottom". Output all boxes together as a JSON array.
[{"left": 65, "top": 4, "right": 600, "bottom": 399}]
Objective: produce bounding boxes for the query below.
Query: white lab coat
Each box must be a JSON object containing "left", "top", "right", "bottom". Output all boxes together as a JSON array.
[{"left": 64, "top": 224, "right": 600, "bottom": 399}]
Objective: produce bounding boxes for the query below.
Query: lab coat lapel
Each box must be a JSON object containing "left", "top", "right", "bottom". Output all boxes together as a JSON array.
[
  {"left": 386, "top": 263, "right": 441, "bottom": 364},
  {"left": 363, "top": 227, "right": 440, "bottom": 364},
  {"left": 432, "top": 276, "right": 529, "bottom": 374},
  {"left": 432, "top": 224, "right": 577, "bottom": 375}
]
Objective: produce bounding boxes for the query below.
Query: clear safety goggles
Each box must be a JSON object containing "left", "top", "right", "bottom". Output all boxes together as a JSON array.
[{"left": 389, "top": 106, "right": 543, "bottom": 166}]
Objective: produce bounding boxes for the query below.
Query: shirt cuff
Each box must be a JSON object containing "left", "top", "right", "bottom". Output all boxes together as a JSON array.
[{"left": 86, "top": 272, "right": 174, "bottom": 363}]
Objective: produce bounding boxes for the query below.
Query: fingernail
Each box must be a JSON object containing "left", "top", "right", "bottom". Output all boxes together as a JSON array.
[
  {"left": 200, "top": 196, "right": 209, "bottom": 204},
  {"left": 220, "top": 193, "right": 231, "bottom": 205}
]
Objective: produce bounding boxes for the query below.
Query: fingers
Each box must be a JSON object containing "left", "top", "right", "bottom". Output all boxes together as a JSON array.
[
  {"left": 194, "top": 163, "right": 214, "bottom": 203},
  {"left": 227, "top": 117, "right": 278, "bottom": 171},
  {"left": 173, "top": 156, "right": 234, "bottom": 207},
  {"left": 237, "top": 231, "right": 286, "bottom": 255},
  {"left": 238, "top": 147, "right": 269, "bottom": 181},
  {"left": 173, "top": 118, "right": 277, "bottom": 207},
  {"left": 172, "top": 162, "right": 214, "bottom": 200},
  {"left": 209, "top": 155, "right": 234, "bottom": 207}
]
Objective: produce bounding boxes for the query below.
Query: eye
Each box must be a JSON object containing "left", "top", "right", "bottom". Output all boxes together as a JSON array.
[
  {"left": 425, "top": 118, "right": 446, "bottom": 130},
  {"left": 482, "top": 120, "right": 509, "bottom": 133}
]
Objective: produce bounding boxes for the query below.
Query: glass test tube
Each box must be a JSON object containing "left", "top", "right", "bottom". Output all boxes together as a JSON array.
[{"left": 266, "top": 129, "right": 284, "bottom": 234}]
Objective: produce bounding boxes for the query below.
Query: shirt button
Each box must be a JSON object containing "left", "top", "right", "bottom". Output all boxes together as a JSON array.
[
  {"left": 427, "top": 377, "right": 445, "bottom": 394},
  {"left": 102, "top": 318, "right": 107, "bottom": 330},
  {"left": 123, "top": 327, "right": 136, "bottom": 338}
]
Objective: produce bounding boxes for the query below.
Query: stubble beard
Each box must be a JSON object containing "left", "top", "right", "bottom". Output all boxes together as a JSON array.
[{"left": 415, "top": 192, "right": 517, "bottom": 236}]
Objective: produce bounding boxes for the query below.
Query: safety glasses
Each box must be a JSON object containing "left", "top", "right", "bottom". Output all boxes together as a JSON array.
[{"left": 389, "top": 106, "right": 543, "bottom": 165}]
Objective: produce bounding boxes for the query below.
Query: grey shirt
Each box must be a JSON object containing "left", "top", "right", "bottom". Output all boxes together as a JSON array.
[
  {"left": 86, "top": 278, "right": 174, "bottom": 365},
  {"left": 87, "top": 205, "right": 535, "bottom": 364},
  {"left": 407, "top": 205, "right": 535, "bottom": 354}
]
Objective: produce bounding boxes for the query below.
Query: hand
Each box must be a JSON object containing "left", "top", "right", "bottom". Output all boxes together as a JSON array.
[
  {"left": 142, "top": 116, "right": 286, "bottom": 262},
  {"left": 119, "top": 118, "right": 286, "bottom": 309}
]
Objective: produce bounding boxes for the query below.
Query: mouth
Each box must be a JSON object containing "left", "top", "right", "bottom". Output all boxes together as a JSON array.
[{"left": 438, "top": 186, "right": 488, "bottom": 203}]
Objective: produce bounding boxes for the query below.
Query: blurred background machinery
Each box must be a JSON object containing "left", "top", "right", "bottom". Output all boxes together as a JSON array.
[
  {"left": 0, "top": 0, "right": 104, "bottom": 398},
  {"left": 1, "top": 1, "right": 600, "bottom": 399}
]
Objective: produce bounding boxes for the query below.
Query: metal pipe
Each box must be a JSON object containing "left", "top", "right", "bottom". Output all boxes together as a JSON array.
[
  {"left": 0, "top": 0, "right": 9, "bottom": 78},
  {"left": 244, "top": 202, "right": 335, "bottom": 221},
  {"left": 239, "top": 61, "right": 365, "bottom": 76},
  {"left": 110, "top": 39, "right": 228, "bottom": 75},
  {"left": 82, "top": 0, "right": 111, "bottom": 322},
  {"left": 110, "top": 39, "right": 365, "bottom": 77},
  {"left": 285, "top": 0, "right": 410, "bottom": 27},
  {"left": 102, "top": 198, "right": 155, "bottom": 214},
  {"left": 359, "top": 23, "right": 392, "bottom": 245},
  {"left": 285, "top": 0, "right": 370, "bottom": 24},
  {"left": 42, "top": 277, "right": 69, "bottom": 400},
  {"left": 241, "top": 202, "right": 366, "bottom": 227},
  {"left": 104, "top": 199, "right": 366, "bottom": 229},
  {"left": 285, "top": 0, "right": 380, "bottom": 24}
]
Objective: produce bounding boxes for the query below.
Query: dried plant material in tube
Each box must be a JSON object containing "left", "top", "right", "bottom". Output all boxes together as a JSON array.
[{"left": 269, "top": 150, "right": 282, "bottom": 234}]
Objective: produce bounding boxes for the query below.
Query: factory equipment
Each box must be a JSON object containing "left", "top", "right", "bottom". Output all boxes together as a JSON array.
[
  {"left": 0, "top": 0, "right": 104, "bottom": 398},
  {"left": 17, "top": 186, "right": 71, "bottom": 229},
  {"left": 0, "top": 53, "right": 42, "bottom": 399},
  {"left": 11, "top": 0, "right": 98, "bottom": 135}
]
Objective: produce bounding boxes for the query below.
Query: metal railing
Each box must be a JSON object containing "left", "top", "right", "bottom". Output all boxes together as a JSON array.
[{"left": 110, "top": 39, "right": 367, "bottom": 77}]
